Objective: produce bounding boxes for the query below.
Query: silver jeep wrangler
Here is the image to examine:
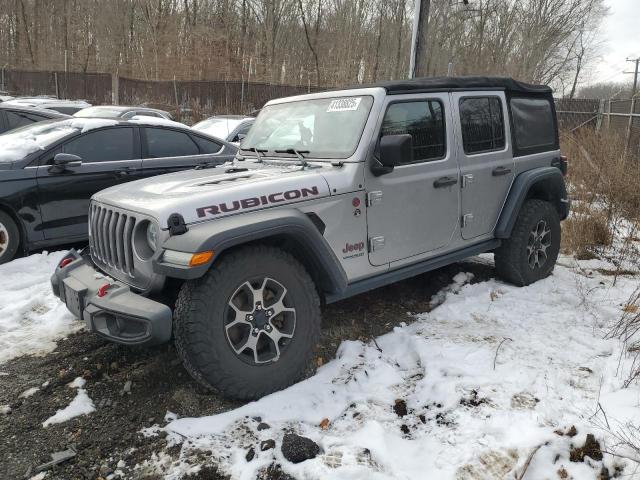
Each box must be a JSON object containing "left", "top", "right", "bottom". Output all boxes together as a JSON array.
[{"left": 52, "top": 77, "right": 569, "bottom": 399}]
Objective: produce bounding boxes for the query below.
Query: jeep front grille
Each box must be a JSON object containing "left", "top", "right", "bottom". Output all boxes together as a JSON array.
[{"left": 90, "top": 204, "right": 137, "bottom": 277}]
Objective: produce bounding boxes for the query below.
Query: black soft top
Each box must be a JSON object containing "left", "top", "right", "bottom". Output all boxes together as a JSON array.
[{"left": 356, "top": 76, "right": 551, "bottom": 95}]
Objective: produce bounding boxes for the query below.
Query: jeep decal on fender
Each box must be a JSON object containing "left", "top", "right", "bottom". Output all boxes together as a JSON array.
[
  {"left": 342, "top": 241, "right": 366, "bottom": 259},
  {"left": 196, "top": 186, "right": 320, "bottom": 218}
]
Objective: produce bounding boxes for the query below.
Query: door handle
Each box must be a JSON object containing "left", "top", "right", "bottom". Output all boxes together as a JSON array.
[
  {"left": 492, "top": 166, "right": 512, "bottom": 176},
  {"left": 433, "top": 176, "right": 458, "bottom": 188}
]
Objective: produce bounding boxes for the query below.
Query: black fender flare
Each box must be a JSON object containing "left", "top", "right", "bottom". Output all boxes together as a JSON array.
[
  {"left": 153, "top": 208, "right": 348, "bottom": 295},
  {"left": 495, "top": 167, "right": 569, "bottom": 239}
]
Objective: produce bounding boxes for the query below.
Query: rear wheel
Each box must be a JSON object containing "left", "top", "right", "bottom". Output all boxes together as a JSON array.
[
  {"left": 0, "top": 211, "right": 20, "bottom": 265},
  {"left": 174, "top": 245, "right": 321, "bottom": 400},
  {"left": 494, "top": 199, "right": 560, "bottom": 286}
]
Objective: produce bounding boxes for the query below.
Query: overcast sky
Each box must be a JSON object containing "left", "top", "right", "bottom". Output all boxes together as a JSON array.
[{"left": 591, "top": 0, "right": 640, "bottom": 85}]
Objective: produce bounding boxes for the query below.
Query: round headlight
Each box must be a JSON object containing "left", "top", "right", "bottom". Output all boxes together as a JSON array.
[{"left": 146, "top": 222, "right": 159, "bottom": 251}]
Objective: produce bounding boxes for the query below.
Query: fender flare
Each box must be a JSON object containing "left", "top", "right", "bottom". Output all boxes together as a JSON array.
[
  {"left": 153, "top": 208, "right": 348, "bottom": 294},
  {"left": 495, "top": 167, "right": 569, "bottom": 239}
]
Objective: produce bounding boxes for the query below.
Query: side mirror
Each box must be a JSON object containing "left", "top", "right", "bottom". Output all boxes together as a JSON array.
[
  {"left": 50, "top": 153, "right": 82, "bottom": 172},
  {"left": 371, "top": 134, "right": 413, "bottom": 176},
  {"left": 236, "top": 133, "right": 247, "bottom": 143}
]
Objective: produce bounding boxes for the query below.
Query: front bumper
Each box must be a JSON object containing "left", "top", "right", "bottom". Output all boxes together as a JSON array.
[{"left": 51, "top": 250, "right": 172, "bottom": 346}]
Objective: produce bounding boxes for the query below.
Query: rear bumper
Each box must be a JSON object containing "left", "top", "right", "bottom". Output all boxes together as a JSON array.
[{"left": 51, "top": 250, "right": 172, "bottom": 346}]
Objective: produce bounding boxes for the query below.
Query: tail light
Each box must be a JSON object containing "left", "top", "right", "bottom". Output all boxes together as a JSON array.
[{"left": 59, "top": 257, "right": 73, "bottom": 269}]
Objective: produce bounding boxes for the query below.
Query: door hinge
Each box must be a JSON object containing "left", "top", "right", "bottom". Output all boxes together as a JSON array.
[
  {"left": 461, "top": 213, "right": 474, "bottom": 228},
  {"left": 369, "top": 236, "right": 385, "bottom": 251},
  {"left": 367, "top": 191, "right": 383, "bottom": 207},
  {"left": 462, "top": 174, "right": 474, "bottom": 188}
]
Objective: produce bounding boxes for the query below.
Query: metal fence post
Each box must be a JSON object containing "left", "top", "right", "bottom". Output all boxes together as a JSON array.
[
  {"left": 54, "top": 72, "right": 60, "bottom": 99},
  {"left": 596, "top": 99, "right": 605, "bottom": 132},
  {"left": 625, "top": 98, "right": 636, "bottom": 154},
  {"left": 111, "top": 73, "right": 119, "bottom": 105},
  {"left": 606, "top": 99, "right": 611, "bottom": 131},
  {"left": 1, "top": 67, "right": 4, "bottom": 91}
]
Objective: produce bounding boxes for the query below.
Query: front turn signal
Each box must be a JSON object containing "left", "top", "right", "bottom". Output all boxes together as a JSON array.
[
  {"left": 189, "top": 251, "right": 215, "bottom": 267},
  {"left": 163, "top": 249, "right": 215, "bottom": 267}
]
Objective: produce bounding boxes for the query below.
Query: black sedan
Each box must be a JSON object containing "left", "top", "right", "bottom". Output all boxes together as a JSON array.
[
  {"left": 0, "top": 104, "right": 70, "bottom": 134},
  {"left": 0, "top": 117, "right": 237, "bottom": 263}
]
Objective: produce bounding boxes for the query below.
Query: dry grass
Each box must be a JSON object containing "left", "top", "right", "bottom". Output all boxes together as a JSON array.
[{"left": 560, "top": 128, "right": 640, "bottom": 259}]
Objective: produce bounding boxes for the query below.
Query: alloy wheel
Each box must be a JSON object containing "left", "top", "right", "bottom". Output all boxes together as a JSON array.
[
  {"left": 224, "top": 277, "right": 296, "bottom": 365},
  {"left": 527, "top": 220, "right": 552, "bottom": 269}
]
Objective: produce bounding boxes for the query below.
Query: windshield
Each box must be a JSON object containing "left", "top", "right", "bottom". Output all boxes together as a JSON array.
[
  {"left": 0, "top": 120, "right": 77, "bottom": 162},
  {"left": 241, "top": 96, "right": 373, "bottom": 159},
  {"left": 193, "top": 118, "right": 244, "bottom": 139},
  {"left": 74, "top": 107, "right": 123, "bottom": 118}
]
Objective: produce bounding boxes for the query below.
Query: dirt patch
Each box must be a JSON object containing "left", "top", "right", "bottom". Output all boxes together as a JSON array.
[{"left": 0, "top": 259, "right": 494, "bottom": 479}]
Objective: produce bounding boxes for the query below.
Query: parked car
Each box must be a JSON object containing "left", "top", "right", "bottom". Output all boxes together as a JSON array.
[
  {"left": 36, "top": 101, "right": 92, "bottom": 115},
  {"left": 51, "top": 76, "right": 569, "bottom": 400},
  {"left": 0, "top": 117, "right": 237, "bottom": 263},
  {"left": 3, "top": 97, "right": 91, "bottom": 114},
  {"left": 0, "top": 93, "right": 14, "bottom": 102},
  {"left": 0, "top": 103, "right": 70, "bottom": 134},
  {"left": 74, "top": 105, "right": 173, "bottom": 120},
  {"left": 193, "top": 115, "right": 255, "bottom": 143}
]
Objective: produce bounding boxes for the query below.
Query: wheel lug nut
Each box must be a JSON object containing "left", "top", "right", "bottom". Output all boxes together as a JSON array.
[
  {"left": 253, "top": 328, "right": 259, "bottom": 335},
  {"left": 247, "top": 315, "right": 254, "bottom": 321},
  {"left": 256, "top": 304, "right": 262, "bottom": 310},
  {"left": 266, "top": 311, "right": 272, "bottom": 317},
  {"left": 265, "top": 325, "right": 272, "bottom": 332}
]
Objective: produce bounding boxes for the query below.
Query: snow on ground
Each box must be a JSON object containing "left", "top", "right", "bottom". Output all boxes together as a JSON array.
[
  {"left": 42, "top": 377, "right": 95, "bottom": 427},
  {"left": 144, "top": 255, "right": 640, "bottom": 480},
  {"left": 0, "top": 251, "right": 81, "bottom": 364}
]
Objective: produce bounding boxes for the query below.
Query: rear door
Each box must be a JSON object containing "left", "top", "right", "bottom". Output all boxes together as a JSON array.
[
  {"left": 452, "top": 92, "right": 514, "bottom": 240},
  {"left": 139, "top": 127, "right": 233, "bottom": 177},
  {"left": 36, "top": 126, "right": 142, "bottom": 239}
]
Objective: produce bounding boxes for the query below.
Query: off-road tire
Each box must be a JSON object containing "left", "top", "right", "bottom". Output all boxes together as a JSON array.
[
  {"left": 0, "top": 211, "right": 20, "bottom": 265},
  {"left": 494, "top": 199, "right": 560, "bottom": 286},
  {"left": 173, "top": 245, "right": 321, "bottom": 400}
]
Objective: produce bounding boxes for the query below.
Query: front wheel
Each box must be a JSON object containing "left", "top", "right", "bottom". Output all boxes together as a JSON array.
[
  {"left": 173, "top": 246, "right": 321, "bottom": 400},
  {"left": 494, "top": 199, "right": 561, "bottom": 286},
  {"left": 0, "top": 211, "right": 20, "bottom": 265}
]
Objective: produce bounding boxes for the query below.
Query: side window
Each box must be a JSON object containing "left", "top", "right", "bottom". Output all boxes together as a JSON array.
[
  {"left": 510, "top": 97, "right": 557, "bottom": 152},
  {"left": 145, "top": 128, "right": 199, "bottom": 158},
  {"left": 63, "top": 128, "right": 136, "bottom": 163},
  {"left": 137, "top": 111, "right": 162, "bottom": 118},
  {"left": 459, "top": 97, "right": 505, "bottom": 154},
  {"left": 192, "top": 135, "right": 222, "bottom": 154},
  {"left": 6, "top": 110, "right": 47, "bottom": 129},
  {"left": 381, "top": 100, "right": 446, "bottom": 163}
]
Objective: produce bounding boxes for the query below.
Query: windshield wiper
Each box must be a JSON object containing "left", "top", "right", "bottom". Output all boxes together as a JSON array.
[
  {"left": 239, "top": 146, "right": 268, "bottom": 162},
  {"left": 274, "top": 148, "right": 310, "bottom": 167}
]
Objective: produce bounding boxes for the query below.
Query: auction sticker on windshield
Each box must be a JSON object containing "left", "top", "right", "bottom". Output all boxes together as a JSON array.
[{"left": 327, "top": 97, "right": 362, "bottom": 112}]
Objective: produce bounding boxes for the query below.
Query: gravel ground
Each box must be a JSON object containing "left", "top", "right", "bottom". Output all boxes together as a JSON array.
[{"left": 0, "top": 259, "right": 494, "bottom": 480}]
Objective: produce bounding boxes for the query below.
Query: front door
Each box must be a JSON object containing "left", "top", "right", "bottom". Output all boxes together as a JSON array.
[
  {"left": 36, "top": 127, "right": 142, "bottom": 240},
  {"left": 451, "top": 92, "right": 514, "bottom": 239},
  {"left": 365, "top": 93, "right": 460, "bottom": 266}
]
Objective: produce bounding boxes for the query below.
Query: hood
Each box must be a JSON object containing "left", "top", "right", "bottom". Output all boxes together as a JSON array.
[{"left": 93, "top": 162, "right": 332, "bottom": 226}]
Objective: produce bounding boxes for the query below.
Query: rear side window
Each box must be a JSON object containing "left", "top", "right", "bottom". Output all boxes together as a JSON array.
[
  {"left": 381, "top": 100, "right": 446, "bottom": 163},
  {"left": 145, "top": 128, "right": 199, "bottom": 158},
  {"left": 6, "top": 110, "right": 48, "bottom": 129},
  {"left": 192, "top": 135, "right": 222, "bottom": 154},
  {"left": 63, "top": 128, "right": 136, "bottom": 163},
  {"left": 459, "top": 97, "right": 505, "bottom": 154},
  {"left": 510, "top": 97, "right": 557, "bottom": 152}
]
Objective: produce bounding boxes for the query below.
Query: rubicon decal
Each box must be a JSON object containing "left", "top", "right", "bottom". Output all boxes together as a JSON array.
[{"left": 196, "top": 186, "right": 320, "bottom": 218}]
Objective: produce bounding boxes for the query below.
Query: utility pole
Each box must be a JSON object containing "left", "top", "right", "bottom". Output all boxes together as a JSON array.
[
  {"left": 409, "top": 0, "right": 431, "bottom": 78},
  {"left": 625, "top": 57, "right": 640, "bottom": 96}
]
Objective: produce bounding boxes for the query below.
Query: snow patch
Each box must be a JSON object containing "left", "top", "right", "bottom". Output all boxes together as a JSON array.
[
  {"left": 161, "top": 262, "right": 638, "bottom": 479},
  {"left": 128, "top": 116, "right": 188, "bottom": 129},
  {"left": 0, "top": 251, "right": 81, "bottom": 364},
  {"left": 43, "top": 377, "right": 95, "bottom": 427}
]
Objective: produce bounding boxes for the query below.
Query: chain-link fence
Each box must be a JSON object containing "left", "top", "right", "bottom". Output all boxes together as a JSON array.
[{"left": 0, "top": 68, "right": 319, "bottom": 122}]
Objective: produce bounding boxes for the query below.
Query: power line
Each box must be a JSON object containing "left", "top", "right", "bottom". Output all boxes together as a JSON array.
[{"left": 624, "top": 57, "right": 640, "bottom": 96}]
